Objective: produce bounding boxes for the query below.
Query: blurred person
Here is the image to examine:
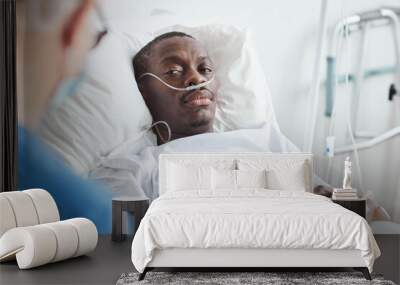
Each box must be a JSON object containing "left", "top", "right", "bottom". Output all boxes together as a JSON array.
[{"left": 16, "top": 0, "right": 112, "bottom": 233}]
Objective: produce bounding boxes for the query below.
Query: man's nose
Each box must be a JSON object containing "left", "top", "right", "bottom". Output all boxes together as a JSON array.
[{"left": 184, "top": 68, "right": 206, "bottom": 87}]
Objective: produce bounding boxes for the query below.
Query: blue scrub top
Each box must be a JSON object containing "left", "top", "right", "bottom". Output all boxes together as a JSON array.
[{"left": 18, "top": 126, "right": 113, "bottom": 234}]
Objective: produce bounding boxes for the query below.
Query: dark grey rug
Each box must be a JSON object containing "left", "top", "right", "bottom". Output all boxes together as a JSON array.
[{"left": 116, "top": 271, "right": 396, "bottom": 285}]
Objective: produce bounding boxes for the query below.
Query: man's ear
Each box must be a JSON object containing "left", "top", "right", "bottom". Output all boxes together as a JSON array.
[{"left": 61, "top": 0, "right": 93, "bottom": 48}]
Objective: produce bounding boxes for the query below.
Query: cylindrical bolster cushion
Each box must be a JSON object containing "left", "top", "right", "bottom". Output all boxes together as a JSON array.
[
  {"left": 0, "top": 218, "right": 97, "bottom": 269},
  {"left": 23, "top": 189, "right": 59, "bottom": 224},
  {"left": 0, "top": 196, "right": 17, "bottom": 237},
  {"left": 0, "top": 226, "right": 57, "bottom": 268},
  {"left": 66, "top": 218, "right": 98, "bottom": 257},
  {"left": 0, "top": 192, "right": 39, "bottom": 228},
  {"left": 42, "top": 221, "right": 79, "bottom": 262},
  {"left": 0, "top": 189, "right": 60, "bottom": 236}
]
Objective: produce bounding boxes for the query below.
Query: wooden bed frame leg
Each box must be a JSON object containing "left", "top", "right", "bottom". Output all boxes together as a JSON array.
[
  {"left": 354, "top": 267, "right": 371, "bottom": 280},
  {"left": 138, "top": 268, "right": 148, "bottom": 281}
]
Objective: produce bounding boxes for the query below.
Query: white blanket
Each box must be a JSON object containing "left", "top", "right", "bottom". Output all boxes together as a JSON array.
[
  {"left": 89, "top": 126, "right": 309, "bottom": 199},
  {"left": 131, "top": 190, "right": 380, "bottom": 273}
]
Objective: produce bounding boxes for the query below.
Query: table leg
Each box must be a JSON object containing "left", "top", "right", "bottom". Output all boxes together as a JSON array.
[
  {"left": 112, "top": 201, "right": 123, "bottom": 242},
  {"left": 133, "top": 202, "right": 148, "bottom": 236}
]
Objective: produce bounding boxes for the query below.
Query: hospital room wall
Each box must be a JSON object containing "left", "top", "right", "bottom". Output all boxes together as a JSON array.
[{"left": 101, "top": 0, "right": 400, "bottom": 222}]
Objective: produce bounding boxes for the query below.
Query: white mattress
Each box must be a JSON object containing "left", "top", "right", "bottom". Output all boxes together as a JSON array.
[{"left": 131, "top": 190, "right": 380, "bottom": 273}]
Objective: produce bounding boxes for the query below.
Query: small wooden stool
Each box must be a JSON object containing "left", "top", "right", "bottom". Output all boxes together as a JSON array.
[{"left": 112, "top": 196, "right": 149, "bottom": 242}]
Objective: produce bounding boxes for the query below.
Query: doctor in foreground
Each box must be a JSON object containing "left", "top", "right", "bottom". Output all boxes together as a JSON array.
[{"left": 17, "top": 0, "right": 112, "bottom": 233}]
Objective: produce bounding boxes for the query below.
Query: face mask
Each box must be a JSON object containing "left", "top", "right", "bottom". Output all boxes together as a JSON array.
[
  {"left": 137, "top": 72, "right": 215, "bottom": 91},
  {"left": 49, "top": 45, "right": 88, "bottom": 111},
  {"left": 49, "top": 72, "right": 85, "bottom": 111}
]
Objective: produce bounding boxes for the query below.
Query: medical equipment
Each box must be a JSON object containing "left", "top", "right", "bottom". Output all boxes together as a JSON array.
[
  {"left": 326, "top": 8, "right": 400, "bottom": 118},
  {"left": 321, "top": 6, "right": 400, "bottom": 222},
  {"left": 325, "top": 7, "right": 400, "bottom": 156},
  {"left": 325, "top": 136, "right": 335, "bottom": 157},
  {"left": 334, "top": 127, "right": 400, "bottom": 154},
  {"left": 106, "top": 120, "right": 171, "bottom": 158},
  {"left": 324, "top": 3, "right": 363, "bottom": 188},
  {"left": 150, "top": 120, "right": 171, "bottom": 144},
  {"left": 389, "top": 83, "right": 398, "bottom": 101},
  {"left": 137, "top": 72, "right": 215, "bottom": 91},
  {"left": 303, "top": 0, "right": 329, "bottom": 152}
]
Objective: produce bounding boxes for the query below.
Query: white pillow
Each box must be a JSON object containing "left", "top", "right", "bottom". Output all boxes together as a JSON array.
[
  {"left": 167, "top": 163, "right": 212, "bottom": 192},
  {"left": 267, "top": 166, "right": 307, "bottom": 191},
  {"left": 211, "top": 168, "right": 268, "bottom": 190},
  {"left": 212, "top": 169, "right": 236, "bottom": 190},
  {"left": 238, "top": 159, "right": 310, "bottom": 191},
  {"left": 236, "top": 169, "right": 268, "bottom": 189},
  {"left": 39, "top": 24, "right": 276, "bottom": 175},
  {"left": 39, "top": 32, "right": 152, "bottom": 175}
]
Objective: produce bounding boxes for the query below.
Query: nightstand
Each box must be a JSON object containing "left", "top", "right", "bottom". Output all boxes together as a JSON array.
[
  {"left": 112, "top": 196, "right": 149, "bottom": 242},
  {"left": 332, "top": 198, "right": 366, "bottom": 218}
]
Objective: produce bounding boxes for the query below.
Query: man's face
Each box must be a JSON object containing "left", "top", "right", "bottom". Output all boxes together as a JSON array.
[{"left": 138, "top": 36, "right": 218, "bottom": 139}]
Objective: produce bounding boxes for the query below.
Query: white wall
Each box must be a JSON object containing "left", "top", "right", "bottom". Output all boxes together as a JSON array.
[{"left": 100, "top": 0, "right": 400, "bottom": 222}]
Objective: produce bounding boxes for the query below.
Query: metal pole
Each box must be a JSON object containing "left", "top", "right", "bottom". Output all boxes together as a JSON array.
[{"left": 304, "top": 0, "right": 329, "bottom": 152}]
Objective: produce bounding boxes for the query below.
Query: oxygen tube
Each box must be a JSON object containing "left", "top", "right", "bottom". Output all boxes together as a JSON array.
[{"left": 138, "top": 72, "right": 215, "bottom": 91}]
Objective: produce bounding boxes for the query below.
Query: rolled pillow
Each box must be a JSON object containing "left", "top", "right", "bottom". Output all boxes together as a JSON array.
[
  {"left": 0, "top": 218, "right": 97, "bottom": 269},
  {"left": 0, "top": 189, "right": 60, "bottom": 238},
  {"left": 23, "top": 189, "right": 60, "bottom": 224},
  {"left": 0, "top": 225, "right": 57, "bottom": 268},
  {"left": 0, "top": 196, "right": 17, "bottom": 237},
  {"left": 65, "top": 218, "right": 98, "bottom": 257},
  {"left": 41, "top": 221, "right": 79, "bottom": 262},
  {"left": 0, "top": 191, "right": 39, "bottom": 228}
]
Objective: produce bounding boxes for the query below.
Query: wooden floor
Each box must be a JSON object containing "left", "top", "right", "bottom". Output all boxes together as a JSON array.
[
  {"left": 0, "top": 235, "right": 133, "bottom": 285},
  {"left": 0, "top": 234, "right": 398, "bottom": 284}
]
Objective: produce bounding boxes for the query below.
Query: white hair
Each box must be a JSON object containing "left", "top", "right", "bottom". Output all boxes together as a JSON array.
[{"left": 24, "top": 0, "right": 82, "bottom": 32}]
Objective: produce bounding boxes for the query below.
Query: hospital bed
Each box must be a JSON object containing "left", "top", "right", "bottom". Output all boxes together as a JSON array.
[{"left": 131, "top": 153, "right": 380, "bottom": 281}]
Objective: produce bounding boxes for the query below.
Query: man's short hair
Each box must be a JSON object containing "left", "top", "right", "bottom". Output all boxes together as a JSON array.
[{"left": 132, "top": 31, "right": 194, "bottom": 80}]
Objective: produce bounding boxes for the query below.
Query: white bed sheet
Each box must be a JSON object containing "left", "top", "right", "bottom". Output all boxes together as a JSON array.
[
  {"left": 89, "top": 126, "right": 314, "bottom": 200},
  {"left": 131, "top": 190, "right": 380, "bottom": 273}
]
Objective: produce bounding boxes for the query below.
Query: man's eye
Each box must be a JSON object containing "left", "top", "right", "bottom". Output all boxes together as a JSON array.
[
  {"left": 165, "top": 69, "right": 182, "bottom": 76},
  {"left": 200, "top": 67, "right": 213, "bottom": 74}
]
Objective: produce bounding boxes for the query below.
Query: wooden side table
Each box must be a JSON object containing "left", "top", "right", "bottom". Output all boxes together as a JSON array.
[
  {"left": 332, "top": 198, "right": 366, "bottom": 218},
  {"left": 112, "top": 196, "right": 149, "bottom": 242}
]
